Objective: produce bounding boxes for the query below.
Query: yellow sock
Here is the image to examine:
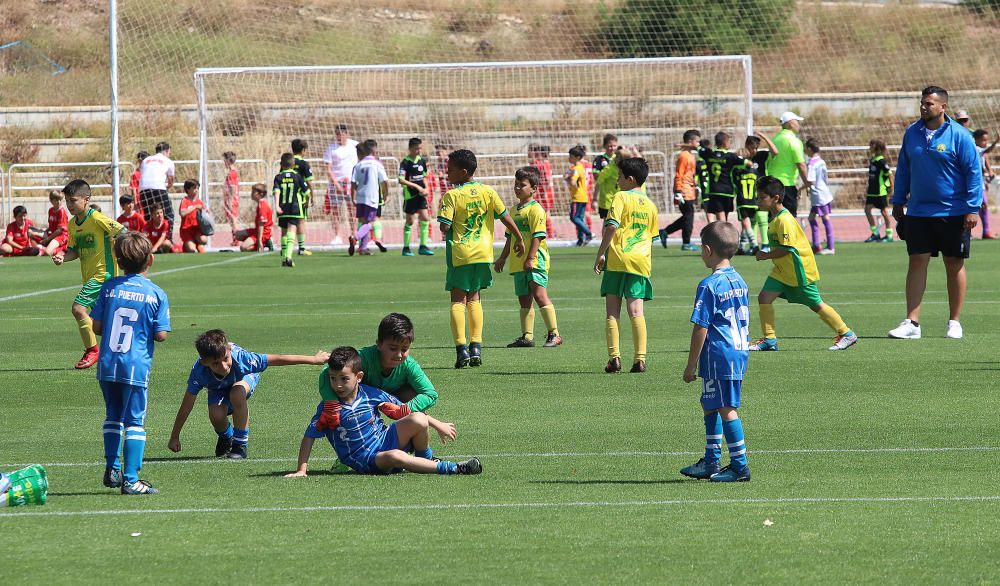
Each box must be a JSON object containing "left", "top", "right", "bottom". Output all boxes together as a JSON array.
[
  {"left": 539, "top": 305, "right": 558, "bottom": 335},
  {"left": 817, "top": 304, "right": 850, "bottom": 335},
  {"left": 519, "top": 307, "right": 535, "bottom": 340},
  {"left": 630, "top": 315, "right": 647, "bottom": 363},
  {"left": 468, "top": 300, "right": 484, "bottom": 343},
  {"left": 605, "top": 317, "right": 620, "bottom": 358},
  {"left": 76, "top": 315, "right": 97, "bottom": 349},
  {"left": 759, "top": 303, "right": 776, "bottom": 339},
  {"left": 450, "top": 302, "right": 467, "bottom": 346}
]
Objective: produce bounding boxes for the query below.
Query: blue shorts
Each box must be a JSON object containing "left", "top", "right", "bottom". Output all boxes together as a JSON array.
[
  {"left": 205, "top": 373, "right": 260, "bottom": 415},
  {"left": 700, "top": 379, "right": 742, "bottom": 411},
  {"left": 303, "top": 402, "right": 410, "bottom": 474},
  {"left": 99, "top": 380, "right": 148, "bottom": 427}
]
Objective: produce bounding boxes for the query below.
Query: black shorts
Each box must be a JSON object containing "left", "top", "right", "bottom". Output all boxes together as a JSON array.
[
  {"left": 738, "top": 207, "right": 758, "bottom": 220},
  {"left": 403, "top": 196, "right": 428, "bottom": 215},
  {"left": 377, "top": 204, "right": 383, "bottom": 218},
  {"left": 866, "top": 196, "right": 889, "bottom": 210},
  {"left": 705, "top": 195, "right": 735, "bottom": 214},
  {"left": 902, "top": 215, "right": 971, "bottom": 259},
  {"left": 598, "top": 207, "right": 609, "bottom": 219},
  {"left": 278, "top": 217, "right": 302, "bottom": 229}
]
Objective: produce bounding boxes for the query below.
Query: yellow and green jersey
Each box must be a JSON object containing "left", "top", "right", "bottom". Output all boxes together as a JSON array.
[
  {"left": 767, "top": 208, "right": 820, "bottom": 287},
  {"left": 67, "top": 209, "right": 125, "bottom": 283},
  {"left": 604, "top": 189, "right": 658, "bottom": 278},
  {"left": 438, "top": 181, "right": 508, "bottom": 267},
  {"left": 569, "top": 162, "right": 588, "bottom": 203},
  {"left": 508, "top": 200, "right": 549, "bottom": 274},
  {"left": 594, "top": 152, "right": 620, "bottom": 210}
]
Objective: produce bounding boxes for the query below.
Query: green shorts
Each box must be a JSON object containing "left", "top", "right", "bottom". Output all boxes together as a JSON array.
[
  {"left": 762, "top": 276, "right": 823, "bottom": 307},
  {"left": 446, "top": 263, "right": 493, "bottom": 292},
  {"left": 74, "top": 277, "right": 105, "bottom": 308},
  {"left": 600, "top": 271, "right": 653, "bottom": 301},
  {"left": 512, "top": 270, "right": 548, "bottom": 296}
]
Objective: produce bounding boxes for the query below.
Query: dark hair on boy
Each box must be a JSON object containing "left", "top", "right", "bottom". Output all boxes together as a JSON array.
[
  {"left": 328, "top": 346, "right": 363, "bottom": 373},
  {"left": 922, "top": 85, "right": 948, "bottom": 102},
  {"left": 699, "top": 138, "right": 711, "bottom": 149},
  {"left": 290, "top": 139, "right": 306, "bottom": 154},
  {"left": 804, "top": 138, "right": 820, "bottom": 153},
  {"left": 223, "top": 151, "right": 237, "bottom": 163},
  {"left": 700, "top": 221, "right": 740, "bottom": 260},
  {"left": 355, "top": 142, "right": 369, "bottom": 159},
  {"left": 869, "top": 139, "right": 887, "bottom": 157},
  {"left": 183, "top": 179, "right": 200, "bottom": 191},
  {"left": 251, "top": 182, "right": 267, "bottom": 195},
  {"left": 602, "top": 133, "right": 618, "bottom": 147},
  {"left": 362, "top": 139, "right": 378, "bottom": 153},
  {"left": 377, "top": 313, "right": 415, "bottom": 344},
  {"left": 148, "top": 203, "right": 162, "bottom": 214},
  {"left": 195, "top": 329, "right": 229, "bottom": 359},
  {"left": 335, "top": 123, "right": 349, "bottom": 133},
  {"left": 757, "top": 175, "right": 785, "bottom": 198},
  {"left": 973, "top": 129, "right": 989, "bottom": 140},
  {"left": 115, "top": 231, "right": 154, "bottom": 274},
  {"left": 714, "top": 131, "right": 730, "bottom": 147},
  {"left": 119, "top": 194, "right": 134, "bottom": 207},
  {"left": 408, "top": 137, "right": 422, "bottom": 149},
  {"left": 682, "top": 129, "right": 701, "bottom": 143},
  {"left": 618, "top": 157, "right": 649, "bottom": 186},
  {"left": 515, "top": 165, "right": 540, "bottom": 188},
  {"left": 12, "top": 205, "right": 27, "bottom": 216},
  {"left": 155, "top": 142, "right": 170, "bottom": 154},
  {"left": 136, "top": 150, "right": 149, "bottom": 162},
  {"left": 63, "top": 179, "right": 92, "bottom": 199},
  {"left": 434, "top": 144, "right": 447, "bottom": 151},
  {"left": 89, "top": 203, "right": 102, "bottom": 212},
  {"left": 745, "top": 135, "right": 761, "bottom": 149},
  {"left": 280, "top": 152, "right": 295, "bottom": 168},
  {"left": 449, "top": 149, "right": 478, "bottom": 175},
  {"left": 568, "top": 145, "right": 586, "bottom": 159}
]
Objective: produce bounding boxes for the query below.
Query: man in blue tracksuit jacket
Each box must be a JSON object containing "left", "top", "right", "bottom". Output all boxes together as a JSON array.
[{"left": 889, "top": 85, "right": 983, "bottom": 341}]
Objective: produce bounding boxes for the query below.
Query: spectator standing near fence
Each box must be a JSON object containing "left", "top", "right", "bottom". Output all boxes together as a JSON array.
[
  {"left": 138, "top": 142, "right": 176, "bottom": 235},
  {"left": 323, "top": 124, "right": 359, "bottom": 246}
]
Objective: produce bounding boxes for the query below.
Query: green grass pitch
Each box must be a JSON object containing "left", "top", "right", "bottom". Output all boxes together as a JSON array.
[{"left": 2, "top": 242, "right": 1000, "bottom": 583}]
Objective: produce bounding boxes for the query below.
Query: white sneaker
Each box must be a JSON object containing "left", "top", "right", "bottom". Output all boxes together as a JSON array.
[
  {"left": 888, "top": 319, "right": 921, "bottom": 339},
  {"left": 329, "top": 237, "right": 344, "bottom": 245},
  {"left": 829, "top": 331, "right": 858, "bottom": 350},
  {"left": 819, "top": 248, "right": 835, "bottom": 255},
  {"left": 946, "top": 320, "right": 963, "bottom": 339}
]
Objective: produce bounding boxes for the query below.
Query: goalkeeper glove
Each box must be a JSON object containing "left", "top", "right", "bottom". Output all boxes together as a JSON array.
[
  {"left": 377, "top": 402, "right": 411, "bottom": 420},
  {"left": 315, "top": 401, "right": 341, "bottom": 432}
]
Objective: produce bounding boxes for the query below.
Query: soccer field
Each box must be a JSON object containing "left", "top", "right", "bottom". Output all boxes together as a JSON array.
[{"left": 2, "top": 243, "right": 999, "bottom": 583}]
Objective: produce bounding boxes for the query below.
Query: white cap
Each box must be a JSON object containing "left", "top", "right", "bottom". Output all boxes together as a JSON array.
[
  {"left": 955, "top": 110, "right": 970, "bottom": 120},
  {"left": 779, "top": 111, "right": 805, "bottom": 124}
]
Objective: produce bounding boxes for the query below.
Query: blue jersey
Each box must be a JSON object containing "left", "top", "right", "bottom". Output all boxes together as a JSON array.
[
  {"left": 92, "top": 274, "right": 171, "bottom": 387},
  {"left": 304, "top": 383, "right": 403, "bottom": 465},
  {"left": 690, "top": 267, "right": 750, "bottom": 381},
  {"left": 186, "top": 343, "right": 268, "bottom": 396}
]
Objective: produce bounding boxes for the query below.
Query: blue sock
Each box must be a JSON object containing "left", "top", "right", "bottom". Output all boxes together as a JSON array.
[
  {"left": 218, "top": 423, "right": 233, "bottom": 440},
  {"left": 232, "top": 427, "right": 249, "bottom": 447},
  {"left": 415, "top": 447, "right": 433, "bottom": 460},
  {"left": 123, "top": 425, "right": 147, "bottom": 484},
  {"left": 103, "top": 420, "right": 123, "bottom": 470},
  {"left": 436, "top": 460, "right": 458, "bottom": 475},
  {"left": 722, "top": 417, "right": 748, "bottom": 470},
  {"left": 704, "top": 413, "right": 722, "bottom": 465}
]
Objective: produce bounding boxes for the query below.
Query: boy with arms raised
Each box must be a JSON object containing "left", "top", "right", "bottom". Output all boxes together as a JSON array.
[
  {"left": 52, "top": 180, "right": 128, "bottom": 369},
  {"left": 680, "top": 221, "right": 752, "bottom": 482},
  {"left": 91, "top": 232, "right": 170, "bottom": 494},
  {"left": 167, "top": 329, "right": 329, "bottom": 459},
  {"left": 274, "top": 152, "right": 308, "bottom": 267},
  {"left": 494, "top": 166, "right": 561, "bottom": 348},
  {"left": 752, "top": 176, "right": 858, "bottom": 352},
  {"left": 438, "top": 149, "right": 524, "bottom": 368},
  {"left": 594, "top": 157, "right": 658, "bottom": 373},
  {"left": 399, "top": 137, "right": 435, "bottom": 256},
  {"left": 286, "top": 347, "right": 479, "bottom": 477}
]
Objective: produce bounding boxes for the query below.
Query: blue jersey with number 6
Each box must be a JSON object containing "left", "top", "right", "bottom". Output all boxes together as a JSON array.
[
  {"left": 691, "top": 267, "right": 749, "bottom": 381},
  {"left": 92, "top": 274, "right": 171, "bottom": 387}
]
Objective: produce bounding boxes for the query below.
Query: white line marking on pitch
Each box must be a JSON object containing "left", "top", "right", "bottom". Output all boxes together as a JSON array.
[
  {"left": 0, "top": 254, "right": 267, "bottom": 303},
  {"left": 3, "top": 445, "right": 996, "bottom": 470},
  {"left": 3, "top": 495, "right": 1000, "bottom": 519}
]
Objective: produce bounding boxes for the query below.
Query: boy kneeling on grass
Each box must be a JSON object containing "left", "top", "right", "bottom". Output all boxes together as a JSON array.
[{"left": 286, "top": 346, "right": 481, "bottom": 477}]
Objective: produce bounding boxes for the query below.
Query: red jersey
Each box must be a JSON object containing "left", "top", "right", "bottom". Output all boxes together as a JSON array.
[
  {"left": 130, "top": 170, "right": 141, "bottom": 193},
  {"left": 143, "top": 218, "right": 171, "bottom": 244},
  {"left": 255, "top": 199, "right": 274, "bottom": 241},
  {"left": 117, "top": 211, "right": 147, "bottom": 233},
  {"left": 531, "top": 158, "right": 554, "bottom": 208},
  {"left": 47, "top": 206, "right": 68, "bottom": 235},
  {"left": 178, "top": 197, "right": 204, "bottom": 230},
  {"left": 6, "top": 219, "right": 32, "bottom": 247}
]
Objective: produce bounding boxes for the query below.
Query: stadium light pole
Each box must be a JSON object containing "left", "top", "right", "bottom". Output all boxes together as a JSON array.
[{"left": 110, "top": 0, "right": 121, "bottom": 217}]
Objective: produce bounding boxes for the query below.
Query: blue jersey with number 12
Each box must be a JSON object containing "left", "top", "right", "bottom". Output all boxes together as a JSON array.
[
  {"left": 92, "top": 274, "right": 171, "bottom": 387},
  {"left": 691, "top": 267, "right": 749, "bottom": 381}
]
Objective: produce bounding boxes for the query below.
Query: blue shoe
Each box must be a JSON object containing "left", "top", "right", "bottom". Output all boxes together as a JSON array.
[
  {"left": 455, "top": 345, "right": 471, "bottom": 369},
  {"left": 680, "top": 458, "right": 720, "bottom": 480},
  {"left": 681, "top": 243, "right": 701, "bottom": 252},
  {"left": 709, "top": 465, "right": 751, "bottom": 482},
  {"left": 418, "top": 245, "right": 435, "bottom": 256},
  {"left": 748, "top": 338, "right": 778, "bottom": 352},
  {"left": 402, "top": 247, "right": 415, "bottom": 257},
  {"left": 864, "top": 234, "right": 881, "bottom": 243}
]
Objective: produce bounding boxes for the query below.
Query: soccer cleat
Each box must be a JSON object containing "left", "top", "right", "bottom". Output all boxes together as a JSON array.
[
  {"left": 864, "top": 234, "right": 881, "bottom": 243},
  {"left": 75, "top": 346, "right": 99, "bottom": 369},
  {"left": 225, "top": 444, "right": 247, "bottom": 460},
  {"left": 681, "top": 243, "right": 701, "bottom": 252},
  {"left": 374, "top": 240, "right": 388, "bottom": 253},
  {"left": 454, "top": 345, "right": 471, "bottom": 369},
  {"left": 829, "top": 331, "right": 858, "bottom": 351},
  {"left": 658, "top": 228, "right": 668, "bottom": 248},
  {"left": 812, "top": 244, "right": 821, "bottom": 253},
  {"left": 709, "top": 465, "right": 751, "bottom": 482},
  {"left": 103, "top": 467, "right": 123, "bottom": 488},
  {"left": 543, "top": 332, "right": 562, "bottom": 348},
  {"left": 984, "top": 232, "right": 998, "bottom": 240},
  {"left": 734, "top": 248, "right": 746, "bottom": 256},
  {"left": 456, "top": 458, "right": 483, "bottom": 475},
  {"left": 819, "top": 248, "right": 835, "bottom": 255},
  {"left": 297, "top": 249, "right": 312, "bottom": 256},
  {"left": 759, "top": 245, "right": 771, "bottom": 253},
  {"left": 748, "top": 338, "right": 778, "bottom": 352},
  {"left": 629, "top": 360, "right": 646, "bottom": 373},
  {"left": 264, "top": 239, "right": 275, "bottom": 251},
  {"left": 604, "top": 356, "right": 622, "bottom": 373},
  {"left": 680, "top": 458, "right": 721, "bottom": 480},
  {"left": 946, "top": 320, "right": 963, "bottom": 339},
  {"left": 888, "top": 319, "right": 921, "bottom": 340},
  {"left": 215, "top": 435, "right": 233, "bottom": 457},
  {"left": 347, "top": 236, "right": 356, "bottom": 256},
  {"left": 469, "top": 343, "right": 482, "bottom": 367},
  {"left": 281, "top": 258, "right": 295, "bottom": 268},
  {"left": 882, "top": 236, "right": 894, "bottom": 243},
  {"left": 402, "top": 247, "right": 414, "bottom": 257},
  {"left": 506, "top": 336, "right": 535, "bottom": 348},
  {"left": 121, "top": 479, "right": 159, "bottom": 495},
  {"left": 418, "top": 245, "right": 435, "bottom": 256}
]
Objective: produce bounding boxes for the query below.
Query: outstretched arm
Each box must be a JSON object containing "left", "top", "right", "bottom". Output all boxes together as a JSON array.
[
  {"left": 168, "top": 392, "right": 198, "bottom": 452},
  {"left": 265, "top": 350, "right": 330, "bottom": 366},
  {"left": 284, "top": 436, "right": 316, "bottom": 478}
]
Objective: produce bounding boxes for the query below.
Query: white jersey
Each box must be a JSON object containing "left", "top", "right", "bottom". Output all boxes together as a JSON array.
[
  {"left": 352, "top": 156, "right": 388, "bottom": 208},
  {"left": 807, "top": 155, "right": 833, "bottom": 207},
  {"left": 323, "top": 139, "right": 359, "bottom": 180},
  {"left": 138, "top": 153, "right": 175, "bottom": 191}
]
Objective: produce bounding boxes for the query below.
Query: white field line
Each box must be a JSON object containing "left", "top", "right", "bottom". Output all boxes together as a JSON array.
[
  {"left": 0, "top": 253, "right": 267, "bottom": 303},
  {"left": 3, "top": 495, "right": 1000, "bottom": 519},
  {"left": 3, "top": 445, "right": 997, "bottom": 471}
]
